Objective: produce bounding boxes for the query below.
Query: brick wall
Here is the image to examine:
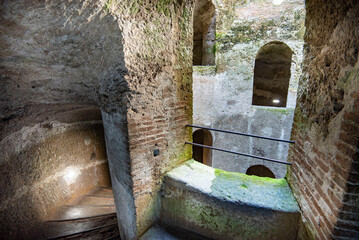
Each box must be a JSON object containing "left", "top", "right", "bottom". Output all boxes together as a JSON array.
[
  {"left": 287, "top": 0, "right": 359, "bottom": 239},
  {"left": 100, "top": 1, "right": 194, "bottom": 238},
  {"left": 332, "top": 90, "right": 359, "bottom": 239}
]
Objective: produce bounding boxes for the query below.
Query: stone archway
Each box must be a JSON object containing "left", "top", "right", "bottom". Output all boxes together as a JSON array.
[
  {"left": 246, "top": 165, "right": 275, "bottom": 178},
  {"left": 192, "top": 129, "right": 213, "bottom": 166},
  {"left": 252, "top": 41, "right": 293, "bottom": 107}
]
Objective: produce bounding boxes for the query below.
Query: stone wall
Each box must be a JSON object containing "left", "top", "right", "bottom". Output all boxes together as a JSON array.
[
  {"left": 287, "top": 0, "right": 359, "bottom": 239},
  {"left": 99, "top": 1, "right": 194, "bottom": 238},
  {"left": 0, "top": 106, "right": 110, "bottom": 239},
  {"left": 193, "top": 0, "right": 305, "bottom": 178},
  {"left": 161, "top": 160, "right": 300, "bottom": 240},
  {"left": 0, "top": 0, "right": 194, "bottom": 239}
]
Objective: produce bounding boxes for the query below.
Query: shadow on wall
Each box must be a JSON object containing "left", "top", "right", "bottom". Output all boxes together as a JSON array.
[
  {"left": 193, "top": 0, "right": 216, "bottom": 66},
  {"left": 252, "top": 41, "right": 293, "bottom": 107},
  {"left": 0, "top": 0, "right": 129, "bottom": 239}
]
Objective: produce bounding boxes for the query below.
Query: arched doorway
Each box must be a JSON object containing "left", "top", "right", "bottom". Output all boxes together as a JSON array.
[
  {"left": 193, "top": 0, "right": 216, "bottom": 65},
  {"left": 246, "top": 165, "right": 275, "bottom": 178},
  {"left": 252, "top": 41, "right": 293, "bottom": 107},
  {"left": 192, "top": 129, "right": 213, "bottom": 166}
]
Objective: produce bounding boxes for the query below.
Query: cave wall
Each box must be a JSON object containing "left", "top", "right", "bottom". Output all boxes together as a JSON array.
[
  {"left": 193, "top": 0, "right": 305, "bottom": 178},
  {"left": 0, "top": 0, "right": 122, "bottom": 237},
  {"left": 287, "top": 0, "right": 359, "bottom": 239},
  {"left": 0, "top": 0, "right": 194, "bottom": 239},
  {"left": 0, "top": 105, "right": 111, "bottom": 239}
]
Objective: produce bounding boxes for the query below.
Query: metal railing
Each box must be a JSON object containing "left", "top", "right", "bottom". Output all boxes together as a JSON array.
[{"left": 185, "top": 125, "right": 295, "bottom": 166}]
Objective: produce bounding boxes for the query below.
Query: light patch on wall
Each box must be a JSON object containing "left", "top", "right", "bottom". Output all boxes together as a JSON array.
[
  {"left": 272, "top": 0, "right": 284, "bottom": 5},
  {"left": 63, "top": 167, "right": 81, "bottom": 185},
  {"left": 84, "top": 137, "right": 92, "bottom": 145},
  {"left": 66, "top": 207, "right": 82, "bottom": 219},
  {"left": 273, "top": 99, "right": 280, "bottom": 104}
]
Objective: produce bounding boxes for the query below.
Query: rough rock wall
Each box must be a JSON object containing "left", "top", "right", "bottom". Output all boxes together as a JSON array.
[
  {"left": 193, "top": 0, "right": 305, "bottom": 178},
  {"left": 287, "top": 0, "right": 359, "bottom": 239},
  {"left": 0, "top": 1, "right": 124, "bottom": 117},
  {"left": 0, "top": 0, "right": 194, "bottom": 239},
  {"left": 0, "top": 0, "right": 126, "bottom": 238},
  {"left": 0, "top": 107, "right": 111, "bottom": 239},
  {"left": 193, "top": 0, "right": 216, "bottom": 65}
]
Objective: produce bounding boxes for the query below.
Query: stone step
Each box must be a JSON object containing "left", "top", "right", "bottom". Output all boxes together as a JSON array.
[
  {"left": 90, "top": 187, "right": 114, "bottom": 197},
  {"left": 51, "top": 205, "right": 116, "bottom": 221},
  {"left": 140, "top": 224, "right": 211, "bottom": 240},
  {"left": 41, "top": 186, "right": 119, "bottom": 239},
  {"left": 77, "top": 195, "right": 115, "bottom": 206},
  {"left": 42, "top": 213, "right": 118, "bottom": 239}
]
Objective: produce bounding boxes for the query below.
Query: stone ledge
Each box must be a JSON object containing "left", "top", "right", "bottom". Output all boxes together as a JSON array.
[
  {"left": 161, "top": 160, "right": 300, "bottom": 240},
  {"left": 192, "top": 66, "right": 216, "bottom": 76}
]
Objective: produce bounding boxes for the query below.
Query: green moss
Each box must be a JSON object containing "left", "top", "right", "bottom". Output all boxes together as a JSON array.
[
  {"left": 163, "top": 197, "right": 245, "bottom": 238},
  {"left": 295, "top": 21, "right": 305, "bottom": 40},
  {"left": 104, "top": 0, "right": 118, "bottom": 13},
  {"left": 156, "top": 0, "right": 173, "bottom": 17},
  {"left": 213, "top": 168, "right": 288, "bottom": 187},
  {"left": 163, "top": 192, "right": 270, "bottom": 239},
  {"left": 292, "top": 106, "right": 310, "bottom": 134},
  {"left": 338, "top": 67, "right": 359, "bottom": 90},
  {"left": 129, "top": 1, "right": 140, "bottom": 15},
  {"left": 193, "top": 66, "right": 216, "bottom": 75},
  {"left": 164, "top": 160, "right": 300, "bottom": 238},
  {"left": 216, "top": 19, "right": 279, "bottom": 48},
  {"left": 216, "top": 32, "right": 225, "bottom": 39},
  {"left": 263, "top": 107, "right": 294, "bottom": 115}
]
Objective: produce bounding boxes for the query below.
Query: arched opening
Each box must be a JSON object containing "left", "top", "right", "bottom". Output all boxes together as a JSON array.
[
  {"left": 192, "top": 129, "right": 213, "bottom": 166},
  {"left": 193, "top": 0, "right": 216, "bottom": 66},
  {"left": 252, "top": 41, "right": 293, "bottom": 107},
  {"left": 246, "top": 165, "right": 275, "bottom": 178}
]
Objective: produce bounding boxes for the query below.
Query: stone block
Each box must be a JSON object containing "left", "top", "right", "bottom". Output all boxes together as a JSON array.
[{"left": 161, "top": 160, "right": 300, "bottom": 240}]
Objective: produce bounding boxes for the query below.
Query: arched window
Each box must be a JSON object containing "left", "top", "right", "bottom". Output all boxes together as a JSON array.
[
  {"left": 192, "top": 129, "right": 213, "bottom": 166},
  {"left": 193, "top": 0, "right": 216, "bottom": 66},
  {"left": 252, "top": 41, "right": 293, "bottom": 107},
  {"left": 246, "top": 165, "right": 275, "bottom": 178}
]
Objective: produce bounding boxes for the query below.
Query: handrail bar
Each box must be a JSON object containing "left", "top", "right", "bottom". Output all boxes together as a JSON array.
[
  {"left": 186, "top": 125, "right": 295, "bottom": 144},
  {"left": 185, "top": 142, "right": 292, "bottom": 166}
]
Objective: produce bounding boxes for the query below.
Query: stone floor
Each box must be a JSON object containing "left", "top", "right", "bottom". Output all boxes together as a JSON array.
[
  {"left": 40, "top": 187, "right": 120, "bottom": 239},
  {"left": 140, "top": 223, "right": 213, "bottom": 240}
]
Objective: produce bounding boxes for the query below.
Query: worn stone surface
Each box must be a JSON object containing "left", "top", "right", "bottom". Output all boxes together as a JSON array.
[
  {"left": 0, "top": 121, "right": 111, "bottom": 239},
  {"left": 140, "top": 223, "right": 212, "bottom": 240},
  {"left": 2, "top": 1, "right": 358, "bottom": 240},
  {"left": 287, "top": 0, "right": 359, "bottom": 239},
  {"left": 0, "top": 2, "right": 123, "bottom": 237},
  {"left": 161, "top": 160, "right": 300, "bottom": 240},
  {"left": 0, "top": 0, "right": 194, "bottom": 239},
  {"left": 100, "top": 1, "right": 194, "bottom": 238},
  {"left": 193, "top": 0, "right": 305, "bottom": 178},
  {"left": 193, "top": 0, "right": 216, "bottom": 65}
]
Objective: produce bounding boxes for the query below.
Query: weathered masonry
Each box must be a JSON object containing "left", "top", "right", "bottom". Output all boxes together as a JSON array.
[
  {"left": 0, "top": 0, "right": 358, "bottom": 240},
  {"left": 193, "top": 0, "right": 305, "bottom": 179}
]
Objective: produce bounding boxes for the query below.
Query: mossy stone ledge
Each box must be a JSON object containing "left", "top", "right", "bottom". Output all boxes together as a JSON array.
[{"left": 160, "top": 160, "right": 300, "bottom": 240}]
